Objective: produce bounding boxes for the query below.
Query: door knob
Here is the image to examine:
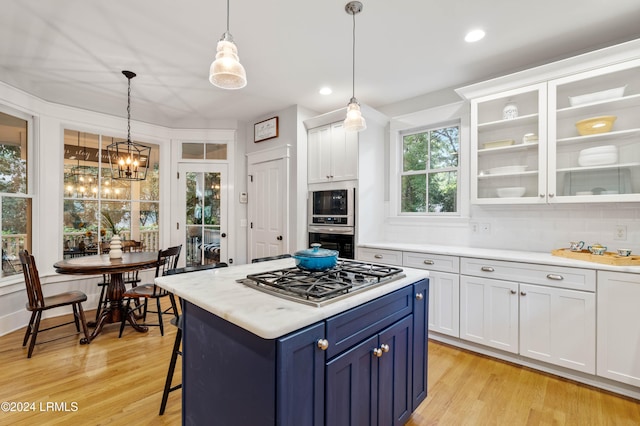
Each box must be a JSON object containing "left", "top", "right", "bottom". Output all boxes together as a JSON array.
[{"left": 221, "top": 233, "right": 227, "bottom": 238}]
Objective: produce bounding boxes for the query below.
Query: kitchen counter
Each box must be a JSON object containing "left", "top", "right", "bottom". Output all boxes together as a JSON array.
[
  {"left": 154, "top": 258, "right": 429, "bottom": 339},
  {"left": 359, "top": 242, "right": 640, "bottom": 273}
]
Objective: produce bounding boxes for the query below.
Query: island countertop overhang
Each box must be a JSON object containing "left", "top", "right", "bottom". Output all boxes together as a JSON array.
[{"left": 154, "top": 258, "right": 429, "bottom": 339}]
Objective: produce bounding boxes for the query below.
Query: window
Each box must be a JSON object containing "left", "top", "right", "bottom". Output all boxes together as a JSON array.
[
  {"left": 62, "top": 130, "right": 159, "bottom": 256},
  {"left": 400, "top": 124, "right": 459, "bottom": 214},
  {"left": 0, "top": 110, "right": 31, "bottom": 278}
]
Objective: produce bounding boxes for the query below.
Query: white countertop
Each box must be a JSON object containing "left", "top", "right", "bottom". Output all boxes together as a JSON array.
[
  {"left": 154, "top": 258, "right": 429, "bottom": 340},
  {"left": 359, "top": 242, "right": 640, "bottom": 273}
]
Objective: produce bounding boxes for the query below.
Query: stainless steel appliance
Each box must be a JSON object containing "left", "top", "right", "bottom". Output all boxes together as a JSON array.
[
  {"left": 308, "top": 188, "right": 355, "bottom": 258},
  {"left": 237, "top": 259, "right": 405, "bottom": 307}
]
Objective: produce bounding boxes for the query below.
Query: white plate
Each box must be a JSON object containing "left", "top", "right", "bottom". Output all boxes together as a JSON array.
[
  {"left": 568, "top": 86, "right": 626, "bottom": 106},
  {"left": 487, "top": 165, "right": 527, "bottom": 174}
]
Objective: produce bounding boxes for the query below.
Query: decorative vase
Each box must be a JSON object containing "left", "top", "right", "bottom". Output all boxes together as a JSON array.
[
  {"left": 109, "top": 235, "right": 123, "bottom": 259},
  {"left": 502, "top": 101, "right": 518, "bottom": 120}
]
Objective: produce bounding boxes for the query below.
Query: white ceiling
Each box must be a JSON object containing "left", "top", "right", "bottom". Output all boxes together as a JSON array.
[{"left": 1, "top": 0, "right": 640, "bottom": 128}]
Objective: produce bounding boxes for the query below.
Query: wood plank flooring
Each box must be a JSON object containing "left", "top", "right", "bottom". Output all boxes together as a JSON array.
[{"left": 0, "top": 307, "right": 638, "bottom": 425}]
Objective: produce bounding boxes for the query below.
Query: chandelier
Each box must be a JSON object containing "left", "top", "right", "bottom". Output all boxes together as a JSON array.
[
  {"left": 107, "top": 71, "right": 151, "bottom": 181},
  {"left": 69, "top": 132, "right": 98, "bottom": 197}
]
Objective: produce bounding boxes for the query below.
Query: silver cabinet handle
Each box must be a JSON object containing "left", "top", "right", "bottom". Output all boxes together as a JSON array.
[
  {"left": 546, "top": 274, "right": 564, "bottom": 281},
  {"left": 380, "top": 344, "right": 390, "bottom": 353},
  {"left": 423, "top": 259, "right": 435, "bottom": 265},
  {"left": 374, "top": 254, "right": 383, "bottom": 259},
  {"left": 520, "top": 291, "right": 527, "bottom": 296},
  {"left": 549, "top": 193, "right": 555, "bottom": 198},
  {"left": 415, "top": 293, "right": 424, "bottom": 301},
  {"left": 510, "top": 289, "right": 517, "bottom": 294},
  {"left": 373, "top": 348, "right": 383, "bottom": 357},
  {"left": 317, "top": 339, "right": 329, "bottom": 351},
  {"left": 481, "top": 266, "right": 495, "bottom": 272},
  {"left": 539, "top": 194, "right": 545, "bottom": 198}
]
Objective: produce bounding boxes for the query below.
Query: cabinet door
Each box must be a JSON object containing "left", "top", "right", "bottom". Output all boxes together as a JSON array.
[
  {"left": 428, "top": 271, "right": 460, "bottom": 337},
  {"left": 460, "top": 275, "right": 519, "bottom": 353},
  {"left": 548, "top": 59, "right": 640, "bottom": 202},
  {"left": 597, "top": 271, "right": 640, "bottom": 386},
  {"left": 326, "top": 335, "right": 378, "bottom": 426},
  {"left": 378, "top": 315, "right": 413, "bottom": 426},
  {"left": 471, "top": 83, "right": 547, "bottom": 204},
  {"left": 307, "top": 125, "right": 332, "bottom": 183},
  {"left": 412, "top": 279, "right": 429, "bottom": 411},
  {"left": 277, "top": 322, "right": 326, "bottom": 426},
  {"left": 519, "top": 283, "right": 595, "bottom": 374},
  {"left": 329, "top": 122, "right": 358, "bottom": 181}
]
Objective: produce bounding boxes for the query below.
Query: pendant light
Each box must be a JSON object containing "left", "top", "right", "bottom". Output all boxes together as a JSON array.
[
  {"left": 107, "top": 71, "right": 151, "bottom": 181},
  {"left": 344, "top": 1, "right": 366, "bottom": 132},
  {"left": 209, "top": 0, "right": 247, "bottom": 89},
  {"left": 70, "top": 131, "right": 98, "bottom": 197}
]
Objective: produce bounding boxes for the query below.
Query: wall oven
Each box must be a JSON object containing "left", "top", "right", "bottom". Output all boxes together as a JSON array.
[{"left": 308, "top": 188, "right": 355, "bottom": 259}]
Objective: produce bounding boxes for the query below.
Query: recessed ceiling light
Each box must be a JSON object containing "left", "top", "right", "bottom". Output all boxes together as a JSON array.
[
  {"left": 319, "top": 87, "right": 332, "bottom": 95},
  {"left": 465, "top": 29, "right": 485, "bottom": 43}
]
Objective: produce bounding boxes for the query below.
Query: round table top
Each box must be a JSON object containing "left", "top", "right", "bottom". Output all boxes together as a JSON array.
[{"left": 54, "top": 252, "right": 159, "bottom": 275}]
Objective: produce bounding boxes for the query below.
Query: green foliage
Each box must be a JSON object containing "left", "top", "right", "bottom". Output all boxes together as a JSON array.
[{"left": 401, "top": 125, "right": 459, "bottom": 213}]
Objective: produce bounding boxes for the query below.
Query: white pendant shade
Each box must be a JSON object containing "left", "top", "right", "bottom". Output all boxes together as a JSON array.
[
  {"left": 209, "top": 38, "right": 247, "bottom": 89},
  {"left": 344, "top": 100, "right": 366, "bottom": 132}
]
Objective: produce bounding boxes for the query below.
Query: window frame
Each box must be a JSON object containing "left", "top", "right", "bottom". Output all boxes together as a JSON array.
[
  {"left": 388, "top": 101, "right": 470, "bottom": 222},
  {"left": 0, "top": 104, "right": 34, "bottom": 282}
]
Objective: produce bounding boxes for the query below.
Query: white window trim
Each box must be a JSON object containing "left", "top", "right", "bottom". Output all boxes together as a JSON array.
[{"left": 388, "top": 101, "right": 470, "bottom": 222}]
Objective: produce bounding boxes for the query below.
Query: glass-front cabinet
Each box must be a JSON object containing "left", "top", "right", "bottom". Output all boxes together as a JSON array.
[
  {"left": 471, "top": 83, "right": 547, "bottom": 204},
  {"left": 470, "top": 58, "right": 640, "bottom": 204},
  {"left": 548, "top": 59, "right": 640, "bottom": 201}
]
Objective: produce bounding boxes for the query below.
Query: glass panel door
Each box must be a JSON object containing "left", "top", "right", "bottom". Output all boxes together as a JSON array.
[{"left": 179, "top": 163, "right": 227, "bottom": 267}]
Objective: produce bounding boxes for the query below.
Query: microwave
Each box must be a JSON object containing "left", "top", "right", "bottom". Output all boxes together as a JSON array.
[{"left": 308, "top": 188, "right": 355, "bottom": 227}]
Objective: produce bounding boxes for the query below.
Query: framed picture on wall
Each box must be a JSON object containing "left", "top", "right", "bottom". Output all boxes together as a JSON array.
[{"left": 254, "top": 116, "right": 279, "bottom": 142}]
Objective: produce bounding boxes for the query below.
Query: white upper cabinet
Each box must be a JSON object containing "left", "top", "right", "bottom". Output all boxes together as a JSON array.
[
  {"left": 308, "top": 122, "right": 358, "bottom": 184},
  {"left": 471, "top": 83, "right": 547, "bottom": 204},
  {"left": 548, "top": 59, "right": 640, "bottom": 202},
  {"left": 466, "top": 47, "right": 640, "bottom": 204}
]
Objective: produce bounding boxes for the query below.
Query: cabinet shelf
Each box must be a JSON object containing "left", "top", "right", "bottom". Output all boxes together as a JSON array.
[
  {"left": 556, "top": 128, "right": 640, "bottom": 145},
  {"left": 556, "top": 162, "right": 640, "bottom": 173},
  {"left": 478, "top": 113, "right": 538, "bottom": 131},
  {"left": 556, "top": 93, "right": 640, "bottom": 119},
  {"left": 477, "top": 142, "right": 538, "bottom": 155},
  {"left": 478, "top": 170, "right": 538, "bottom": 179}
]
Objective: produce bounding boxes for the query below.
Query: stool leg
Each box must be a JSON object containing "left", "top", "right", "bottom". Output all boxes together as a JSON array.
[{"left": 159, "top": 327, "right": 182, "bottom": 415}]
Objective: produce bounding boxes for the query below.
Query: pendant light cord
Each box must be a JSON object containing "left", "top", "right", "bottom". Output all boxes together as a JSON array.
[
  {"left": 226, "top": 0, "right": 230, "bottom": 33},
  {"left": 351, "top": 11, "right": 356, "bottom": 99},
  {"left": 126, "top": 77, "right": 131, "bottom": 142}
]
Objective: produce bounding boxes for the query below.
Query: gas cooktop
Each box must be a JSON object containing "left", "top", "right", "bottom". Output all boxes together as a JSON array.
[{"left": 237, "top": 259, "right": 405, "bottom": 307}]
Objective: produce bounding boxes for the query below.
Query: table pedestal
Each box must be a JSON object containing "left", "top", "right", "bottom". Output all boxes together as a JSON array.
[{"left": 81, "top": 272, "right": 148, "bottom": 343}]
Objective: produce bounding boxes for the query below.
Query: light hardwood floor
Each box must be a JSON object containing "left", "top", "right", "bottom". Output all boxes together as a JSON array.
[{"left": 1, "top": 307, "right": 638, "bottom": 425}]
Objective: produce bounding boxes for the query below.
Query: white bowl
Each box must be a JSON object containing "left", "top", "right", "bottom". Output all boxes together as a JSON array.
[
  {"left": 578, "top": 145, "right": 618, "bottom": 167},
  {"left": 496, "top": 187, "right": 526, "bottom": 198},
  {"left": 568, "top": 86, "right": 626, "bottom": 107}
]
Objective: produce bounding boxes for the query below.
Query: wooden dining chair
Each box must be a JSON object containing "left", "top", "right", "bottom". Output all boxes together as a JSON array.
[
  {"left": 19, "top": 250, "right": 90, "bottom": 358},
  {"left": 159, "top": 262, "right": 228, "bottom": 415},
  {"left": 119, "top": 245, "right": 182, "bottom": 337}
]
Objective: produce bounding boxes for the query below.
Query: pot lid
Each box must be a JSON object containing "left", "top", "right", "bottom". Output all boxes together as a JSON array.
[{"left": 294, "top": 243, "right": 338, "bottom": 258}]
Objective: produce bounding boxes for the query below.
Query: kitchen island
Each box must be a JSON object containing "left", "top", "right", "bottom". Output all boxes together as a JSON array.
[{"left": 155, "top": 258, "right": 430, "bottom": 425}]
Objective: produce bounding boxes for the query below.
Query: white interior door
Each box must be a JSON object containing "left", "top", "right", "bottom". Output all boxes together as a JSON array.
[
  {"left": 248, "top": 158, "right": 286, "bottom": 261},
  {"left": 177, "top": 163, "right": 228, "bottom": 267}
]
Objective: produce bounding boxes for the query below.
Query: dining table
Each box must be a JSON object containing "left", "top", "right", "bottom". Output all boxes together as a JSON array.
[{"left": 54, "top": 252, "right": 159, "bottom": 343}]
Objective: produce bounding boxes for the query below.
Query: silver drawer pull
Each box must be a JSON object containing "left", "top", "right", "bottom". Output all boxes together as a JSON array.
[
  {"left": 546, "top": 274, "right": 564, "bottom": 281},
  {"left": 423, "top": 260, "right": 435, "bottom": 265},
  {"left": 481, "top": 266, "right": 495, "bottom": 272},
  {"left": 415, "top": 293, "right": 424, "bottom": 301},
  {"left": 374, "top": 254, "right": 383, "bottom": 259},
  {"left": 317, "top": 339, "right": 329, "bottom": 350},
  {"left": 510, "top": 289, "right": 517, "bottom": 294}
]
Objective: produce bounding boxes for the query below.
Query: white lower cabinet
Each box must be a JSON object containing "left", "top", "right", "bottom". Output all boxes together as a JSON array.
[
  {"left": 597, "top": 271, "right": 640, "bottom": 387},
  {"left": 460, "top": 258, "right": 596, "bottom": 374},
  {"left": 460, "top": 275, "right": 519, "bottom": 353},
  {"left": 519, "top": 283, "right": 595, "bottom": 373},
  {"left": 402, "top": 251, "right": 460, "bottom": 337}
]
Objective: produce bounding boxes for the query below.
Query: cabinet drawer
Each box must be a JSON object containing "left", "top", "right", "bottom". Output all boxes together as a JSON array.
[
  {"left": 460, "top": 257, "right": 595, "bottom": 292},
  {"left": 403, "top": 251, "right": 459, "bottom": 273},
  {"left": 325, "top": 286, "right": 413, "bottom": 359},
  {"left": 358, "top": 247, "right": 403, "bottom": 266}
]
